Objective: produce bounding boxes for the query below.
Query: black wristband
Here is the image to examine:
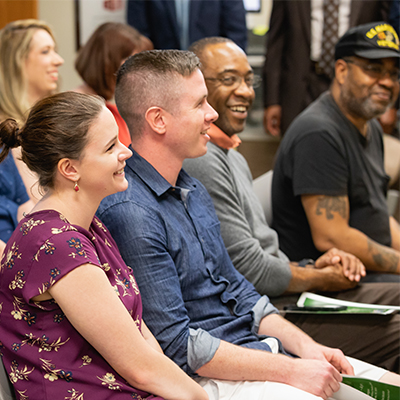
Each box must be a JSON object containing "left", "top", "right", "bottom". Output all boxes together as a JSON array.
[{"left": 298, "top": 258, "right": 315, "bottom": 268}]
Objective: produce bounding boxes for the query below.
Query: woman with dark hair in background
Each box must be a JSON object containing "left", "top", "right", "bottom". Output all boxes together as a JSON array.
[
  {"left": 75, "top": 22, "right": 153, "bottom": 147},
  {"left": 0, "top": 91, "right": 208, "bottom": 400}
]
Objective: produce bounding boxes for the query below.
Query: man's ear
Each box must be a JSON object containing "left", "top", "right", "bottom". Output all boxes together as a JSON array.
[
  {"left": 145, "top": 106, "right": 168, "bottom": 135},
  {"left": 57, "top": 158, "right": 80, "bottom": 183},
  {"left": 334, "top": 59, "right": 349, "bottom": 85}
]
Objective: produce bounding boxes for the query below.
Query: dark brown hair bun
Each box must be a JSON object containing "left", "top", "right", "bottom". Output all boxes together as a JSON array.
[{"left": 0, "top": 118, "right": 22, "bottom": 162}]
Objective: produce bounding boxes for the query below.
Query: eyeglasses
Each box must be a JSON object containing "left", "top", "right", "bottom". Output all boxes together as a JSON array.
[
  {"left": 344, "top": 58, "right": 400, "bottom": 82},
  {"left": 205, "top": 74, "right": 262, "bottom": 89}
]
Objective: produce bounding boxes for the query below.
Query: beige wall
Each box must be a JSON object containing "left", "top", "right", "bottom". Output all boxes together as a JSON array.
[{"left": 38, "top": 0, "right": 81, "bottom": 91}]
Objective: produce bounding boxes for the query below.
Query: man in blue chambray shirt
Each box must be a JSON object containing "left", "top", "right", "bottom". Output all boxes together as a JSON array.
[{"left": 97, "top": 50, "right": 399, "bottom": 400}]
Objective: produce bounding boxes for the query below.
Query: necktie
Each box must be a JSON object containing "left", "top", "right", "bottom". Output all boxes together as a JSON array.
[
  {"left": 175, "top": 0, "right": 190, "bottom": 50},
  {"left": 319, "top": 0, "right": 340, "bottom": 78}
]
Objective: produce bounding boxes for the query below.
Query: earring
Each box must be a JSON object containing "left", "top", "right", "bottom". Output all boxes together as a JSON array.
[{"left": 74, "top": 182, "right": 80, "bottom": 192}]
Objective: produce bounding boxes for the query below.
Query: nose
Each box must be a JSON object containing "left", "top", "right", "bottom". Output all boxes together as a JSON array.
[
  {"left": 377, "top": 73, "right": 397, "bottom": 89},
  {"left": 377, "top": 63, "right": 399, "bottom": 85},
  {"left": 234, "top": 78, "right": 255, "bottom": 98},
  {"left": 206, "top": 102, "right": 218, "bottom": 123},
  {"left": 53, "top": 52, "right": 64, "bottom": 66},
  {"left": 119, "top": 142, "right": 132, "bottom": 161}
]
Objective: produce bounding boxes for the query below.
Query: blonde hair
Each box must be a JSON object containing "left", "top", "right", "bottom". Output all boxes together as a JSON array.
[{"left": 0, "top": 19, "right": 56, "bottom": 126}]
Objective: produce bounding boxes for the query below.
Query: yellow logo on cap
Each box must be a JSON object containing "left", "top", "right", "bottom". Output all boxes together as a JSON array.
[{"left": 366, "top": 24, "right": 399, "bottom": 51}]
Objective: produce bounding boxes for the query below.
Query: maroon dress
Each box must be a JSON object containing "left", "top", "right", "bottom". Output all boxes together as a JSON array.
[{"left": 0, "top": 210, "right": 163, "bottom": 399}]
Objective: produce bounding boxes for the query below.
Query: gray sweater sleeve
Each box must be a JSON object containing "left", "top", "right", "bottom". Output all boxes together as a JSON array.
[{"left": 183, "top": 143, "right": 292, "bottom": 297}]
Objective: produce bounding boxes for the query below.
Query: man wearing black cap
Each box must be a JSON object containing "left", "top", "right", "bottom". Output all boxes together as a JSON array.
[{"left": 272, "top": 22, "right": 400, "bottom": 278}]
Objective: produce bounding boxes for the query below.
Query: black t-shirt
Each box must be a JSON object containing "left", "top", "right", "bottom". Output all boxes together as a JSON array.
[{"left": 272, "top": 92, "right": 391, "bottom": 261}]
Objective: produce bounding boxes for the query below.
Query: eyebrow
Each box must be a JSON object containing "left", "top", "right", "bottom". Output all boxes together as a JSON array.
[
  {"left": 366, "top": 59, "right": 399, "bottom": 69},
  {"left": 356, "top": 57, "right": 385, "bottom": 65},
  {"left": 196, "top": 93, "right": 207, "bottom": 105},
  {"left": 218, "top": 68, "right": 254, "bottom": 75},
  {"left": 39, "top": 43, "right": 54, "bottom": 49}
]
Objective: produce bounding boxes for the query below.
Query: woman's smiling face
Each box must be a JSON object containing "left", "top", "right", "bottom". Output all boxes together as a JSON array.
[
  {"left": 24, "top": 29, "right": 64, "bottom": 102},
  {"left": 75, "top": 107, "right": 132, "bottom": 200}
]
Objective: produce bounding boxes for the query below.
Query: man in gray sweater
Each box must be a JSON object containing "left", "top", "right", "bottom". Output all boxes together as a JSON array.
[{"left": 183, "top": 37, "right": 400, "bottom": 371}]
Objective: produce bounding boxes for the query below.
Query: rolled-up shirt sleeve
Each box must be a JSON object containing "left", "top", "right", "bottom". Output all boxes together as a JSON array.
[
  {"left": 187, "top": 296, "right": 279, "bottom": 372},
  {"left": 188, "top": 328, "right": 221, "bottom": 372},
  {"left": 251, "top": 295, "right": 279, "bottom": 334}
]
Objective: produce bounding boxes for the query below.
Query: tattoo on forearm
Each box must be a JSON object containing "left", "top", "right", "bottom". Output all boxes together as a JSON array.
[
  {"left": 315, "top": 196, "right": 347, "bottom": 220},
  {"left": 367, "top": 238, "right": 399, "bottom": 273}
]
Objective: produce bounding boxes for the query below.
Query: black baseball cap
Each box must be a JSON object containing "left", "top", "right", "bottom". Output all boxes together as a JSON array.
[{"left": 335, "top": 22, "right": 400, "bottom": 60}]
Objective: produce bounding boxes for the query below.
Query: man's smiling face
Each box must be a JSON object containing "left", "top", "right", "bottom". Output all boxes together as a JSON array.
[
  {"left": 201, "top": 42, "right": 255, "bottom": 137},
  {"left": 339, "top": 56, "right": 400, "bottom": 121}
]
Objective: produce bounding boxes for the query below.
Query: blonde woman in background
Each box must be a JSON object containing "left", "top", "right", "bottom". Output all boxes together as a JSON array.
[
  {"left": 0, "top": 19, "right": 64, "bottom": 250},
  {"left": 74, "top": 22, "right": 153, "bottom": 147}
]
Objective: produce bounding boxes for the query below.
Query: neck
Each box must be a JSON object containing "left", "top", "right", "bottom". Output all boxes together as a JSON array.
[
  {"left": 331, "top": 82, "right": 368, "bottom": 136},
  {"left": 31, "top": 188, "right": 99, "bottom": 231},
  {"left": 26, "top": 89, "right": 48, "bottom": 110},
  {"left": 132, "top": 139, "right": 181, "bottom": 186}
]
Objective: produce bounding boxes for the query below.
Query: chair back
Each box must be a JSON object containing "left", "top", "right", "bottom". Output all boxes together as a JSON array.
[
  {"left": 387, "top": 189, "right": 399, "bottom": 217},
  {"left": 0, "top": 362, "right": 15, "bottom": 400},
  {"left": 252, "top": 170, "right": 274, "bottom": 226}
]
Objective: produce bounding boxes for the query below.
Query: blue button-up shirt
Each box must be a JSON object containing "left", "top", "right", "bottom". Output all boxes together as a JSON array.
[{"left": 97, "top": 149, "right": 279, "bottom": 375}]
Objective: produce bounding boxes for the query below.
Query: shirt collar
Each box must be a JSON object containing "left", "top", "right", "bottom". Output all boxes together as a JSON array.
[
  {"left": 208, "top": 123, "right": 242, "bottom": 150},
  {"left": 126, "top": 147, "right": 196, "bottom": 197}
]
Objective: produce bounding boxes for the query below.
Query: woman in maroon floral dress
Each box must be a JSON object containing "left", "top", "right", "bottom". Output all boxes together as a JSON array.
[{"left": 0, "top": 92, "right": 208, "bottom": 400}]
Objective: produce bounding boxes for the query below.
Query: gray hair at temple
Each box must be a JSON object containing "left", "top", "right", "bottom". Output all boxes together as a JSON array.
[
  {"left": 115, "top": 49, "right": 201, "bottom": 138},
  {"left": 189, "top": 36, "right": 234, "bottom": 62}
]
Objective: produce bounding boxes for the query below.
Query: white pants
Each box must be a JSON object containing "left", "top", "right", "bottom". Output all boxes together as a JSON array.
[{"left": 195, "top": 356, "right": 386, "bottom": 400}]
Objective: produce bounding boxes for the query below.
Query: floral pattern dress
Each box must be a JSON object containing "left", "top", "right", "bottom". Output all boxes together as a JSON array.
[{"left": 0, "top": 210, "right": 163, "bottom": 400}]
